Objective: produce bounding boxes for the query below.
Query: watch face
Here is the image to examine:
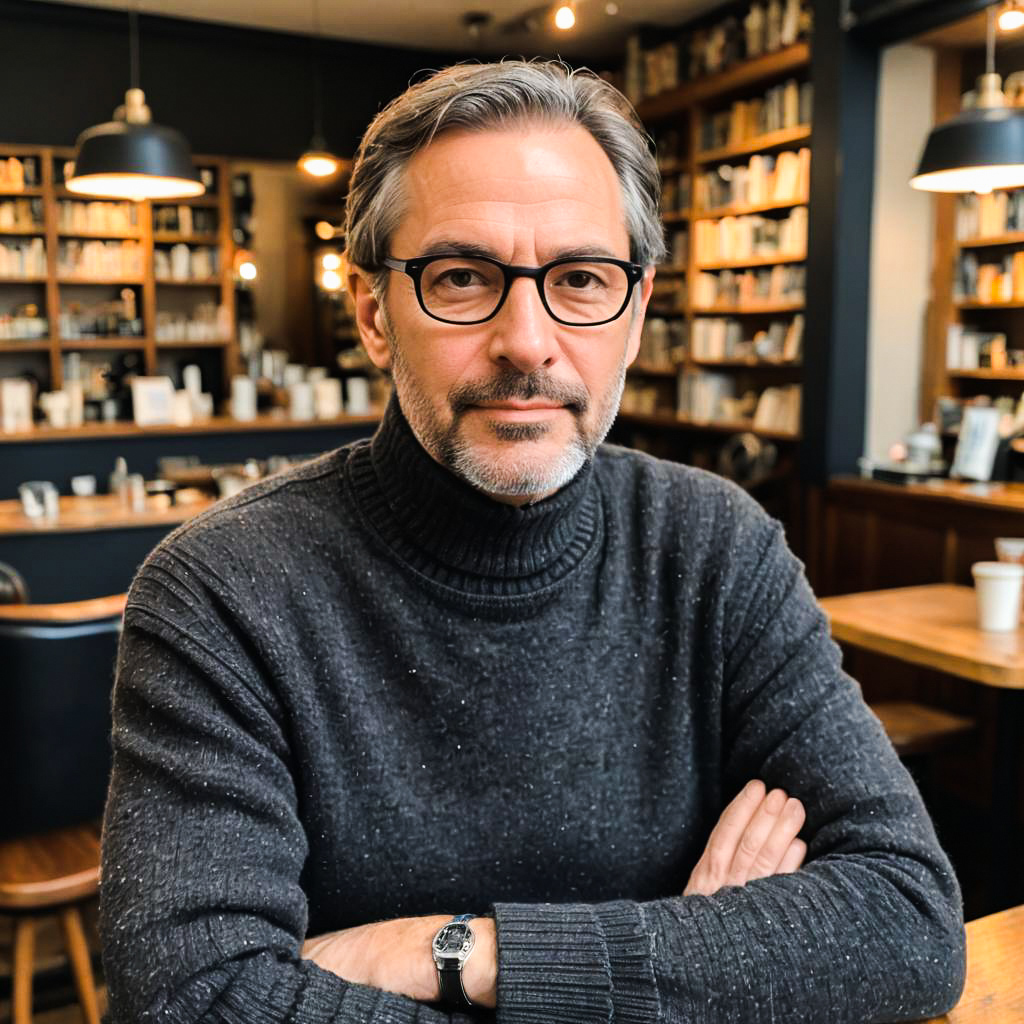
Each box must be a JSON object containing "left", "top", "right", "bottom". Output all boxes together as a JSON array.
[{"left": 433, "top": 923, "right": 474, "bottom": 958}]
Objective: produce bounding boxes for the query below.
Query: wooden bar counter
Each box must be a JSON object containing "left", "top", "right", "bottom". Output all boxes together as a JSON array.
[{"left": 816, "top": 476, "right": 1024, "bottom": 596}]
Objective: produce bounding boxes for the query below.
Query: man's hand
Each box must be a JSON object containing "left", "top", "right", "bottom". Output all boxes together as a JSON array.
[
  {"left": 684, "top": 779, "right": 806, "bottom": 897},
  {"left": 301, "top": 913, "right": 498, "bottom": 1009}
]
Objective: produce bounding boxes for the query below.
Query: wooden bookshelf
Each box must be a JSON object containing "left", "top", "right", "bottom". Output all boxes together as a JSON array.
[
  {"left": 957, "top": 232, "right": 1024, "bottom": 249},
  {"left": 623, "top": 35, "right": 811, "bottom": 460},
  {"left": 948, "top": 368, "right": 1024, "bottom": 380},
  {"left": 0, "top": 143, "right": 236, "bottom": 393},
  {"left": 635, "top": 43, "right": 810, "bottom": 122}
]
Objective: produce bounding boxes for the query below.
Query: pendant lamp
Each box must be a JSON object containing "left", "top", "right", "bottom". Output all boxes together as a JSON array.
[
  {"left": 911, "top": 5, "right": 1024, "bottom": 194},
  {"left": 298, "top": 0, "right": 342, "bottom": 179},
  {"left": 67, "top": 10, "right": 202, "bottom": 202}
]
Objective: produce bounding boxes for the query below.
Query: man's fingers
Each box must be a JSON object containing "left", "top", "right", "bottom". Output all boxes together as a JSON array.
[
  {"left": 725, "top": 787, "right": 792, "bottom": 886},
  {"left": 700, "top": 779, "right": 766, "bottom": 880},
  {"left": 743, "top": 797, "right": 807, "bottom": 882},
  {"left": 776, "top": 837, "right": 807, "bottom": 875}
]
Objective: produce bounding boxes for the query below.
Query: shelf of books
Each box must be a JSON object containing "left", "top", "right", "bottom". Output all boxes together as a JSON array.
[
  {"left": 0, "top": 143, "right": 236, "bottom": 405},
  {"left": 619, "top": 0, "right": 811, "bottom": 497}
]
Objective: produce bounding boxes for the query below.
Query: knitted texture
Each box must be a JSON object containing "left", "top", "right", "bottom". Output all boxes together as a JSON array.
[{"left": 100, "top": 397, "right": 966, "bottom": 1022}]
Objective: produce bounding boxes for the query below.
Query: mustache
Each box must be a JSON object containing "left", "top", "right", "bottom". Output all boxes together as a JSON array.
[{"left": 448, "top": 371, "right": 588, "bottom": 415}]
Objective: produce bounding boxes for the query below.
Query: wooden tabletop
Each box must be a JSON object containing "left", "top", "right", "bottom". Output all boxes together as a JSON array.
[
  {"left": 0, "top": 493, "right": 213, "bottom": 536},
  {"left": 923, "top": 905, "right": 1024, "bottom": 1023},
  {"left": 819, "top": 585, "right": 1024, "bottom": 689}
]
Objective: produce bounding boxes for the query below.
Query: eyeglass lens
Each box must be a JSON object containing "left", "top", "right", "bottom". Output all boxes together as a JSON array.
[{"left": 419, "top": 258, "right": 631, "bottom": 325}]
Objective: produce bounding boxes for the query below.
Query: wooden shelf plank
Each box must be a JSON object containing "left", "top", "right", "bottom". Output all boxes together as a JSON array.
[
  {"left": 57, "top": 276, "right": 145, "bottom": 285},
  {"left": 957, "top": 232, "right": 1024, "bottom": 249},
  {"left": 696, "top": 196, "right": 808, "bottom": 219},
  {"left": 57, "top": 229, "right": 141, "bottom": 240},
  {"left": 956, "top": 299, "right": 1024, "bottom": 310},
  {"left": 691, "top": 358, "right": 802, "bottom": 369},
  {"left": 0, "top": 341, "right": 51, "bottom": 352},
  {"left": 661, "top": 210, "right": 689, "bottom": 223},
  {"left": 154, "top": 337, "right": 232, "bottom": 348},
  {"left": 696, "top": 252, "right": 805, "bottom": 271},
  {"left": 0, "top": 410, "right": 384, "bottom": 443},
  {"left": 692, "top": 301, "right": 805, "bottom": 314},
  {"left": 656, "top": 265, "right": 687, "bottom": 276},
  {"left": 658, "top": 160, "right": 689, "bottom": 175},
  {"left": 153, "top": 233, "right": 220, "bottom": 245},
  {"left": 0, "top": 227, "right": 45, "bottom": 236},
  {"left": 0, "top": 187, "right": 43, "bottom": 198},
  {"left": 628, "top": 363, "right": 679, "bottom": 377},
  {"left": 616, "top": 409, "right": 800, "bottom": 441},
  {"left": 154, "top": 277, "right": 222, "bottom": 286},
  {"left": 696, "top": 125, "right": 811, "bottom": 166},
  {"left": 0, "top": 276, "right": 48, "bottom": 284},
  {"left": 948, "top": 368, "right": 1024, "bottom": 380},
  {"left": 636, "top": 43, "right": 811, "bottom": 122}
]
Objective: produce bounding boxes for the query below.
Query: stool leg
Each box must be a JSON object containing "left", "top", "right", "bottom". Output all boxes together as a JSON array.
[
  {"left": 59, "top": 907, "right": 101, "bottom": 1024},
  {"left": 12, "top": 916, "right": 35, "bottom": 1024}
]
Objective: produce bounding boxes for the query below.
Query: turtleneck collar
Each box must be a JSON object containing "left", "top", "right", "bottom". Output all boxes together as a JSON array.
[{"left": 345, "top": 394, "right": 603, "bottom": 596}]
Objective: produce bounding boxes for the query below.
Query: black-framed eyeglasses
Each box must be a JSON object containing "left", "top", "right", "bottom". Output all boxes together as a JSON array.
[{"left": 381, "top": 253, "right": 645, "bottom": 327}]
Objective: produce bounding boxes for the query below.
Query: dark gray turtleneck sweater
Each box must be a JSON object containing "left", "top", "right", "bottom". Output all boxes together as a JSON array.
[{"left": 100, "top": 397, "right": 966, "bottom": 1023}]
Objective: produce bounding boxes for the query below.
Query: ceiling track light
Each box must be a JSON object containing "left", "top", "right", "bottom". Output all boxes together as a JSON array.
[
  {"left": 67, "top": 7, "right": 203, "bottom": 201},
  {"left": 554, "top": 2, "right": 577, "bottom": 31},
  {"left": 911, "top": 4, "right": 1024, "bottom": 194}
]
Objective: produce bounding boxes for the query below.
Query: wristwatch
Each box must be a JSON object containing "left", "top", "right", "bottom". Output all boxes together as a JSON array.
[{"left": 431, "top": 913, "right": 477, "bottom": 1009}]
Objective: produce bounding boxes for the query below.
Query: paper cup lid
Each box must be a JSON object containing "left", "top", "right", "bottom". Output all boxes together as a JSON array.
[{"left": 972, "top": 561, "right": 1024, "bottom": 579}]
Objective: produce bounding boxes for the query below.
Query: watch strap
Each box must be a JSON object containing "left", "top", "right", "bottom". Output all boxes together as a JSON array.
[{"left": 438, "top": 962, "right": 473, "bottom": 1008}]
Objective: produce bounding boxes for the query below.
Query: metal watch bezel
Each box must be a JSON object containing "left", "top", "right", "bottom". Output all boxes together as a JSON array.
[{"left": 431, "top": 920, "right": 475, "bottom": 969}]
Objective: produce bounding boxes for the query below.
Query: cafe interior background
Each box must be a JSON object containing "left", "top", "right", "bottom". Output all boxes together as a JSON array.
[{"left": 2, "top": 0, "right": 1024, "bottom": 1018}]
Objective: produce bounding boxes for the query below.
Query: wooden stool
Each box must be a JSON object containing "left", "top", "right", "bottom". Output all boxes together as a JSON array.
[
  {"left": 0, "top": 822, "right": 102, "bottom": 1024},
  {"left": 870, "top": 701, "right": 976, "bottom": 757}
]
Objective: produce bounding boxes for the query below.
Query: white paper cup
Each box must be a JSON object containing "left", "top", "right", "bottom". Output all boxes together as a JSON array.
[
  {"left": 995, "top": 537, "right": 1024, "bottom": 565},
  {"left": 972, "top": 561, "right": 1024, "bottom": 631}
]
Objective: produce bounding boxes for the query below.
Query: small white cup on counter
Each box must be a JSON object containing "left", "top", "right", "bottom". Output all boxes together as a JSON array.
[{"left": 972, "top": 561, "right": 1024, "bottom": 632}]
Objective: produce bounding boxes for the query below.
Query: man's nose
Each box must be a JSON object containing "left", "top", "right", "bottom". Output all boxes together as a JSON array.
[{"left": 485, "top": 277, "right": 561, "bottom": 375}]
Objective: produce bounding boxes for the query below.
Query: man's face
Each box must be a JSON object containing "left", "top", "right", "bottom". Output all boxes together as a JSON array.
[{"left": 351, "top": 123, "right": 654, "bottom": 505}]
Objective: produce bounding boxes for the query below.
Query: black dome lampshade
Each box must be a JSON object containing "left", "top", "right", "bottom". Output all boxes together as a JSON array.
[
  {"left": 911, "top": 6, "right": 1024, "bottom": 194},
  {"left": 67, "top": 87, "right": 205, "bottom": 202}
]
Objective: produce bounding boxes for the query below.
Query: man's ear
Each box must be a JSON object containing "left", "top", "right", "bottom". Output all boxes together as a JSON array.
[
  {"left": 347, "top": 264, "right": 392, "bottom": 372},
  {"left": 625, "top": 266, "right": 657, "bottom": 366}
]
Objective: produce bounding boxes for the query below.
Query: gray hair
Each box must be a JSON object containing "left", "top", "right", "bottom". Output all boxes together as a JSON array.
[{"left": 345, "top": 60, "right": 665, "bottom": 293}]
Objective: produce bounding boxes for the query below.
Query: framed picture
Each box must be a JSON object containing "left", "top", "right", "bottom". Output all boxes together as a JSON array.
[
  {"left": 950, "top": 405, "right": 1001, "bottom": 482},
  {"left": 130, "top": 376, "right": 176, "bottom": 427}
]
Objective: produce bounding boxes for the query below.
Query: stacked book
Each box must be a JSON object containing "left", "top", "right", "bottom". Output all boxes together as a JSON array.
[
  {"left": 693, "top": 265, "right": 806, "bottom": 308},
  {"left": 0, "top": 238, "right": 46, "bottom": 278},
  {"left": 955, "top": 190, "right": 1024, "bottom": 240},
  {"left": 945, "top": 325, "right": 1015, "bottom": 370},
  {"left": 700, "top": 79, "right": 812, "bottom": 152},
  {"left": 753, "top": 384, "right": 801, "bottom": 434},
  {"left": 694, "top": 148, "right": 810, "bottom": 211},
  {"left": 637, "top": 317, "right": 687, "bottom": 367},
  {"left": 693, "top": 206, "right": 807, "bottom": 264},
  {"left": 691, "top": 314, "right": 803, "bottom": 361},
  {"left": 956, "top": 251, "right": 1024, "bottom": 303}
]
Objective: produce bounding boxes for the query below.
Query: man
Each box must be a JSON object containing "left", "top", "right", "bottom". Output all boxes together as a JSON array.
[{"left": 100, "top": 61, "right": 965, "bottom": 1022}]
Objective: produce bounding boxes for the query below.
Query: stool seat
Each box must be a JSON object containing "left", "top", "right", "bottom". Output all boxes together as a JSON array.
[
  {"left": 0, "top": 823, "right": 100, "bottom": 911},
  {"left": 870, "top": 700, "right": 976, "bottom": 758}
]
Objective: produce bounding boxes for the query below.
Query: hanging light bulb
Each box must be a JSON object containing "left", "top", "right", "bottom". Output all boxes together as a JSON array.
[
  {"left": 999, "top": 1, "right": 1024, "bottom": 31},
  {"left": 67, "top": 10, "right": 203, "bottom": 201},
  {"left": 554, "top": 3, "right": 576, "bottom": 30},
  {"left": 315, "top": 219, "right": 337, "bottom": 240},
  {"left": 321, "top": 252, "right": 342, "bottom": 271},
  {"left": 911, "top": 5, "right": 1024, "bottom": 193},
  {"left": 299, "top": 0, "right": 342, "bottom": 179},
  {"left": 321, "top": 269, "right": 342, "bottom": 290}
]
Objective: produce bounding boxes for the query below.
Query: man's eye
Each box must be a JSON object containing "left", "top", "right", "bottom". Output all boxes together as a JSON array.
[
  {"left": 559, "top": 270, "right": 601, "bottom": 289},
  {"left": 437, "top": 268, "right": 482, "bottom": 288}
]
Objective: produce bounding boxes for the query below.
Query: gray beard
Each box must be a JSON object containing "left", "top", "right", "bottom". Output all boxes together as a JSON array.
[{"left": 381, "top": 308, "right": 628, "bottom": 500}]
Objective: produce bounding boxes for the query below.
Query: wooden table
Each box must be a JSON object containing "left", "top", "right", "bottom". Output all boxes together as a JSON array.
[
  {"left": 923, "top": 905, "right": 1024, "bottom": 1023},
  {"left": 0, "top": 493, "right": 212, "bottom": 537},
  {"left": 819, "top": 584, "right": 1024, "bottom": 909}
]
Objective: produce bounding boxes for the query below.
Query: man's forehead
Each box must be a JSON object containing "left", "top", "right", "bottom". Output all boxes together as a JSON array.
[{"left": 395, "top": 124, "right": 628, "bottom": 251}]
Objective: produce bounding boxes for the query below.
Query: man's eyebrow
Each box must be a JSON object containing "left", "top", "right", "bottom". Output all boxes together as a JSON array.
[{"left": 415, "top": 241, "right": 626, "bottom": 262}]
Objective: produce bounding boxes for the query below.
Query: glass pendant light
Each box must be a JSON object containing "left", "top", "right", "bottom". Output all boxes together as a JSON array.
[
  {"left": 911, "top": 5, "right": 1024, "bottom": 194},
  {"left": 298, "top": 0, "right": 342, "bottom": 179},
  {"left": 67, "top": 9, "right": 203, "bottom": 201}
]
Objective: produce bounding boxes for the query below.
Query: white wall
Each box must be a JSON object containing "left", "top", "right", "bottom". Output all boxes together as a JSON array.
[{"left": 865, "top": 43, "right": 937, "bottom": 461}]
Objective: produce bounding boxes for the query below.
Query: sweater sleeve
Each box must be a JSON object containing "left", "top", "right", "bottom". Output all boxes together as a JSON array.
[
  {"left": 100, "top": 554, "right": 480, "bottom": 1024},
  {"left": 491, "top": 512, "right": 966, "bottom": 1023}
]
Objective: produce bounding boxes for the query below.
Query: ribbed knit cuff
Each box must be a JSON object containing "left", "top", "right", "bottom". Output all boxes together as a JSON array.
[{"left": 493, "top": 901, "right": 661, "bottom": 1023}]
